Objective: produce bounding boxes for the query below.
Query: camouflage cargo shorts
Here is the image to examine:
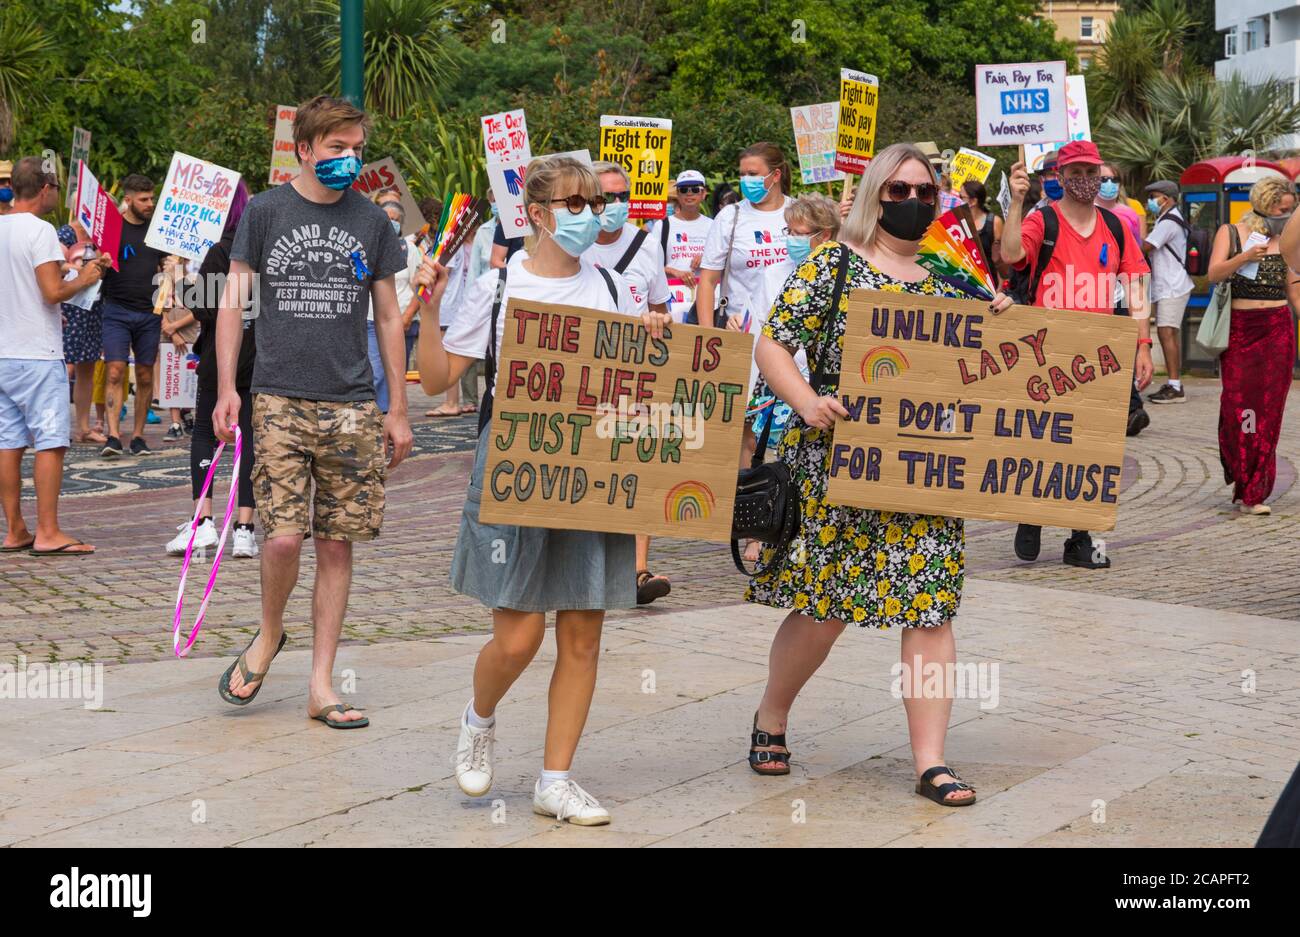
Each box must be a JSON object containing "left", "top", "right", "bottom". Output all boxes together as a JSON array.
[{"left": 251, "top": 394, "right": 388, "bottom": 541}]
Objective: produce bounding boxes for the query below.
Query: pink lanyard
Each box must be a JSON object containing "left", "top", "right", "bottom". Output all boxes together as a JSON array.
[{"left": 171, "top": 426, "right": 242, "bottom": 658}]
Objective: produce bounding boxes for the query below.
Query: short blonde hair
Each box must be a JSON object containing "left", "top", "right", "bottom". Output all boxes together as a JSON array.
[
  {"left": 591, "top": 160, "right": 630, "bottom": 188},
  {"left": 839, "top": 143, "right": 938, "bottom": 250},
  {"left": 1243, "top": 176, "right": 1297, "bottom": 237},
  {"left": 523, "top": 156, "right": 601, "bottom": 254},
  {"left": 785, "top": 193, "right": 840, "bottom": 238}
]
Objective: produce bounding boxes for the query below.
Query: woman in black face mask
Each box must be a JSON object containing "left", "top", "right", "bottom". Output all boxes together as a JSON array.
[{"left": 742, "top": 143, "right": 980, "bottom": 807}]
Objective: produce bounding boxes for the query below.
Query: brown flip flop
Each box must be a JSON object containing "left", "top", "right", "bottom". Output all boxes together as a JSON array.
[
  {"left": 29, "top": 539, "right": 95, "bottom": 556},
  {"left": 2, "top": 537, "right": 36, "bottom": 553}
]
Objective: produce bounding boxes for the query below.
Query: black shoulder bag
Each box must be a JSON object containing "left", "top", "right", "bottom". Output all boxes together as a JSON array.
[{"left": 730, "top": 246, "right": 852, "bottom": 576}]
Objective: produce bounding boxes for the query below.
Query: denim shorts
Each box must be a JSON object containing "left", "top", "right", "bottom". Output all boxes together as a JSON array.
[
  {"left": 101, "top": 300, "right": 162, "bottom": 366},
  {"left": 0, "top": 359, "right": 71, "bottom": 450}
]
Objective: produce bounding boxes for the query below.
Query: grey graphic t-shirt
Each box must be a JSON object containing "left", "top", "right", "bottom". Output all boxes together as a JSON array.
[{"left": 232, "top": 183, "right": 408, "bottom": 401}]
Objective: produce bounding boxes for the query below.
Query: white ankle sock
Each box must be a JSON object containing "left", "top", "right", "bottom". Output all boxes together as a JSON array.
[
  {"left": 539, "top": 768, "right": 570, "bottom": 789},
  {"left": 466, "top": 700, "right": 494, "bottom": 729},
  {"left": 1168, "top": 379, "right": 1182, "bottom": 391}
]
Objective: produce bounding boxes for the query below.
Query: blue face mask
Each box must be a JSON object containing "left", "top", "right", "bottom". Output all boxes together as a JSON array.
[
  {"left": 1146, "top": 198, "right": 1161, "bottom": 215},
  {"left": 546, "top": 206, "right": 601, "bottom": 257},
  {"left": 0, "top": 186, "right": 12, "bottom": 203},
  {"left": 666, "top": 204, "right": 676, "bottom": 217},
  {"left": 489, "top": 203, "right": 500, "bottom": 219},
  {"left": 598, "top": 199, "right": 628, "bottom": 232},
  {"left": 390, "top": 218, "right": 402, "bottom": 234},
  {"left": 1043, "top": 178, "right": 1063, "bottom": 201},
  {"left": 786, "top": 234, "right": 814, "bottom": 265},
  {"left": 312, "top": 154, "right": 362, "bottom": 190},
  {"left": 1098, "top": 180, "right": 1119, "bottom": 200},
  {"left": 739, "top": 173, "right": 770, "bottom": 204}
]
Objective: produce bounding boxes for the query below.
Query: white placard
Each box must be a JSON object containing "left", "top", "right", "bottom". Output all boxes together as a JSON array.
[
  {"left": 975, "top": 61, "right": 1068, "bottom": 147},
  {"left": 146, "top": 152, "right": 242, "bottom": 263},
  {"left": 157, "top": 344, "right": 198, "bottom": 409}
]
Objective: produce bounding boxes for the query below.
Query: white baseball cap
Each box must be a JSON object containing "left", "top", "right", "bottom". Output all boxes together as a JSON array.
[{"left": 675, "top": 170, "right": 705, "bottom": 187}]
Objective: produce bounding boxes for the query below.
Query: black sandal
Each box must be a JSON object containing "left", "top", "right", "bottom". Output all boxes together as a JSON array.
[
  {"left": 915, "top": 765, "right": 976, "bottom": 806},
  {"left": 748, "top": 713, "right": 791, "bottom": 776},
  {"left": 636, "top": 569, "right": 671, "bottom": 605}
]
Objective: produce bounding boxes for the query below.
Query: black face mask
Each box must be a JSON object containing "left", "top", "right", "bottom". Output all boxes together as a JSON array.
[{"left": 878, "top": 198, "right": 935, "bottom": 242}]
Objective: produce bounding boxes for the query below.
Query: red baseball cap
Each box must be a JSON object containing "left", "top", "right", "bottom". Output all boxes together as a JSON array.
[{"left": 1056, "top": 140, "right": 1103, "bottom": 167}]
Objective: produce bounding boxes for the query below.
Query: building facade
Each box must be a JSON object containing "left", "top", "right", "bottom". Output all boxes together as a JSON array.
[
  {"left": 1217, "top": 1, "right": 1300, "bottom": 149},
  {"left": 1038, "top": 1, "right": 1121, "bottom": 70}
]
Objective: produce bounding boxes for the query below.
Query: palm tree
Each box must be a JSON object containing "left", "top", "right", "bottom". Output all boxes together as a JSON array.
[
  {"left": 0, "top": 13, "right": 57, "bottom": 153},
  {"left": 314, "top": 0, "right": 461, "bottom": 118}
]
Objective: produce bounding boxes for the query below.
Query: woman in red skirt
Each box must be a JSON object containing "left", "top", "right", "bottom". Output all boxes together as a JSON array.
[{"left": 1207, "top": 176, "right": 1297, "bottom": 515}]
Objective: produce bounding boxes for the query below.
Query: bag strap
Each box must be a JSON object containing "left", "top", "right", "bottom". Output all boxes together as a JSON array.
[
  {"left": 1027, "top": 205, "right": 1059, "bottom": 303},
  {"left": 751, "top": 245, "right": 851, "bottom": 467},
  {"left": 1227, "top": 223, "right": 1241, "bottom": 258},
  {"left": 594, "top": 264, "right": 619, "bottom": 304},
  {"left": 713, "top": 204, "right": 742, "bottom": 324},
  {"left": 1096, "top": 206, "right": 1126, "bottom": 261},
  {"left": 660, "top": 215, "right": 670, "bottom": 261},
  {"left": 615, "top": 227, "right": 649, "bottom": 275},
  {"left": 482, "top": 264, "right": 510, "bottom": 423}
]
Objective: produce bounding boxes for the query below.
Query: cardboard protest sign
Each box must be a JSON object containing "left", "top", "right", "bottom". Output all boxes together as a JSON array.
[
  {"left": 351, "top": 157, "right": 426, "bottom": 236},
  {"left": 975, "top": 62, "right": 1068, "bottom": 147},
  {"left": 74, "top": 162, "right": 123, "bottom": 270},
  {"left": 599, "top": 115, "right": 673, "bottom": 220},
  {"left": 1022, "top": 75, "right": 1092, "bottom": 172},
  {"left": 479, "top": 299, "right": 753, "bottom": 541},
  {"left": 66, "top": 127, "right": 92, "bottom": 210},
  {"left": 948, "top": 147, "right": 995, "bottom": 190},
  {"left": 825, "top": 289, "right": 1137, "bottom": 531},
  {"left": 268, "top": 105, "right": 300, "bottom": 186},
  {"left": 790, "top": 102, "right": 844, "bottom": 184},
  {"left": 834, "top": 69, "right": 880, "bottom": 175},
  {"left": 146, "top": 152, "right": 241, "bottom": 262},
  {"left": 157, "top": 343, "right": 199, "bottom": 409},
  {"left": 483, "top": 109, "right": 532, "bottom": 237}
]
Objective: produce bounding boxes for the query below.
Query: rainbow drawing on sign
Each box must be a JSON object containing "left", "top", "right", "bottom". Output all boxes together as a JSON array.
[
  {"left": 860, "top": 346, "right": 911, "bottom": 383},
  {"left": 664, "top": 481, "right": 715, "bottom": 523}
]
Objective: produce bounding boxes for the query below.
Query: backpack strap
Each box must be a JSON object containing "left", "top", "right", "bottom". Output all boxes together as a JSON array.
[
  {"left": 615, "top": 227, "right": 649, "bottom": 274},
  {"left": 660, "top": 215, "right": 670, "bottom": 261},
  {"left": 594, "top": 264, "right": 619, "bottom": 305},
  {"left": 1096, "top": 206, "right": 1126, "bottom": 261},
  {"left": 1027, "top": 205, "right": 1059, "bottom": 303},
  {"left": 478, "top": 265, "right": 510, "bottom": 434}
]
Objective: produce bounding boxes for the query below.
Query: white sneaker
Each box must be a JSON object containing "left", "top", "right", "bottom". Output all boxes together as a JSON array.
[
  {"left": 452, "top": 703, "right": 495, "bottom": 797},
  {"left": 533, "top": 778, "right": 611, "bottom": 826},
  {"left": 232, "top": 527, "right": 259, "bottom": 558},
  {"left": 166, "top": 519, "right": 217, "bottom": 556}
]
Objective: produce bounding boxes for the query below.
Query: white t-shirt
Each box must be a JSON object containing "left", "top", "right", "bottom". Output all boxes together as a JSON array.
[
  {"left": 700, "top": 197, "right": 793, "bottom": 321},
  {"left": 583, "top": 223, "right": 669, "bottom": 311},
  {"left": 650, "top": 213, "right": 713, "bottom": 271},
  {"left": 1144, "top": 210, "right": 1195, "bottom": 303},
  {"left": 367, "top": 234, "right": 422, "bottom": 322},
  {"left": 745, "top": 259, "right": 808, "bottom": 396},
  {"left": 0, "top": 212, "right": 66, "bottom": 360},
  {"left": 444, "top": 251, "right": 638, "bottom": 363},
  {"left": 437, "top": 245, "right": 471, "bottom": 331}
]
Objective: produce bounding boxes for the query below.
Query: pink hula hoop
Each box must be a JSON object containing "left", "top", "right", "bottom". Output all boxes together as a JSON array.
[{"left": 171, "top": 425, "right": 242, "bottom": 658}]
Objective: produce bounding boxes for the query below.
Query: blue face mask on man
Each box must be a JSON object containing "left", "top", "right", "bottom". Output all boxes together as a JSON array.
[
  {"left": 1043, "top": 177, "right": 1063, "bottom": 201},
  {"left": 0, "top": 186, "right": 12, "bottom": 203},
  {"left": 312, "top": 153, "right": 363, "bottom": 190},
  {"left": 1146, "top": 198, "right": 1161, "bottom": 215},
  {"left": 598, "top": 198, "right": 628, "bottom": 232}
]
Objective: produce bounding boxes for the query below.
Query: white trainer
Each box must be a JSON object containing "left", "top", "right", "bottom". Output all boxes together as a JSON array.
[
  {"left": 453, "top": 704, "right": 495, "bottom": 797},
  {"left": 533, "top": 778, "right": 611, "bottom": 826},
  {"left": 232, "top": 527, "right": 259, "bottom": 558},
  {"left": 166, "top": 519, "right": 217, "bottom": 556}
]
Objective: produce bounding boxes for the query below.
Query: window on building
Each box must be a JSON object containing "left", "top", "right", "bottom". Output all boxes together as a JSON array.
[
  {"left": 1244, "top": 18, "right": 1268, "bottom": 52},
  {"left": 1081, "top": 16, "right": 1093, "bottom": 40},
  {"left": 1080, "top": 55, "right": 1092, "bottom": 69},
  {"left": 1225, "top": 27, "right": 1237, "bottom": 58}
]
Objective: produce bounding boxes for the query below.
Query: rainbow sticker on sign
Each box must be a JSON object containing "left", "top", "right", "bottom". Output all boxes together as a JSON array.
[
  {"left": 664, "top": 481, "right": 716, "bottom": 523},
  {"left": 859, "top": 346, "right": 911, "bottom": 383}
]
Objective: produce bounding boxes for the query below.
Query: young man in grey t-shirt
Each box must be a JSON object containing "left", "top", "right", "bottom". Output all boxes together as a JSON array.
[{"left": 212, "top": 95, "right": 413, "bottom": 728}]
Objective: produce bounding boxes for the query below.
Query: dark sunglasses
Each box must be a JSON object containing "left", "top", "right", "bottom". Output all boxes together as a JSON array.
[
  {"left": 602, "top": 190, "right": 631, "bottom": 203},
  {"left": 548, "top": 195, "right": 607, "bottom": 215},
  {"left": 677, "top": 185, "right": 704, "bottom": 194},
  {"left": 1099, "top": 176, "right": 1118, "bottom": 183},
  {"left": 880, "top": 181, "right": 939, "bottom": 205}
]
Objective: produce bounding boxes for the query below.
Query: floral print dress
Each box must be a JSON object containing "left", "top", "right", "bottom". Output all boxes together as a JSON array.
[{"left": 745, "top": 242, "right": 967, "bottom": 629}]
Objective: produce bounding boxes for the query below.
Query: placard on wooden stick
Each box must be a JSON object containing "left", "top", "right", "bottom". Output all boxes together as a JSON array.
[
  {"left": 825, "top": 289, "right": 1136, "bottom": 531},
  {"left": 479, "top": 299, "right": 753, "bottom": 541}
]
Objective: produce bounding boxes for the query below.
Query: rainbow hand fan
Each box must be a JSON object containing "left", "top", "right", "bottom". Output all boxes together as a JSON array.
[{"left": 417, "top": 193, "right": 491, "bottom": 301}]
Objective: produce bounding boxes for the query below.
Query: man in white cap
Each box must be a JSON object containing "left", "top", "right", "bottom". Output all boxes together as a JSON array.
[
  {"left": 652, "top": 169, "right": 712, "bottom": 321},
  {"left": 1141, "top": 179, "right": 1195, "bottom": 404}
]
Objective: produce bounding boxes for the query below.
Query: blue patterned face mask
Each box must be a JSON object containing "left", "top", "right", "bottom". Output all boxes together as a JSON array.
[{"left": 312, "top": 154, "right": 362, "bottom": 190}]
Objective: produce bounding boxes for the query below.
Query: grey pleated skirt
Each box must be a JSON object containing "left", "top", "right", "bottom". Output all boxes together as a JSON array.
[{"left": 450, "top": 425, "right": 637, "bottom": 612}]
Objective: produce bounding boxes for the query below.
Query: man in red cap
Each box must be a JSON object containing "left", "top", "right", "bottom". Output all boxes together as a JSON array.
[{"left": 996, "top": 139, "right": 1154, "bottom": 570}]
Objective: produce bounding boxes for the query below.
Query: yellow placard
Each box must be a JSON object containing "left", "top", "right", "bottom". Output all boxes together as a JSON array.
[
  {"left": 599, "top": 115, "right": 673, "bottom": 220},
  {"left": 480, "top": 299, "right": 753, "bottom": 541},
  {"left": 949, "top": 147, "right": 995, "bottom": 189},
  {"left": 834, "top": 68, "right": 880, "bottom": 175},
  {"left": 825, "top": 289, "right": 1136, "bottom": 531}
]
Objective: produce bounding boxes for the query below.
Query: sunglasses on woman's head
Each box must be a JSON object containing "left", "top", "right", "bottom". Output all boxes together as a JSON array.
[
  {"left": 880, "top": 181, "right": 938, "bottom": 205},
  {"left": 548, "top": 195, "right": 607, "bottom": 215}
]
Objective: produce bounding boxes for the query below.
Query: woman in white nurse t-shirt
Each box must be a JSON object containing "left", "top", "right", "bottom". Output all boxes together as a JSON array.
[
  {"left": 412, "top": 155, "right": 670, "bottom": 829},
  {"left": 695, "top": 142, "right": 794, "bottom": 328}
]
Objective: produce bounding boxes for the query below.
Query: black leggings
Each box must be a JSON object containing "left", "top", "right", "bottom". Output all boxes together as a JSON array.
[{"left": 191, "top": 383, "right": 254, "bottom": 509}]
